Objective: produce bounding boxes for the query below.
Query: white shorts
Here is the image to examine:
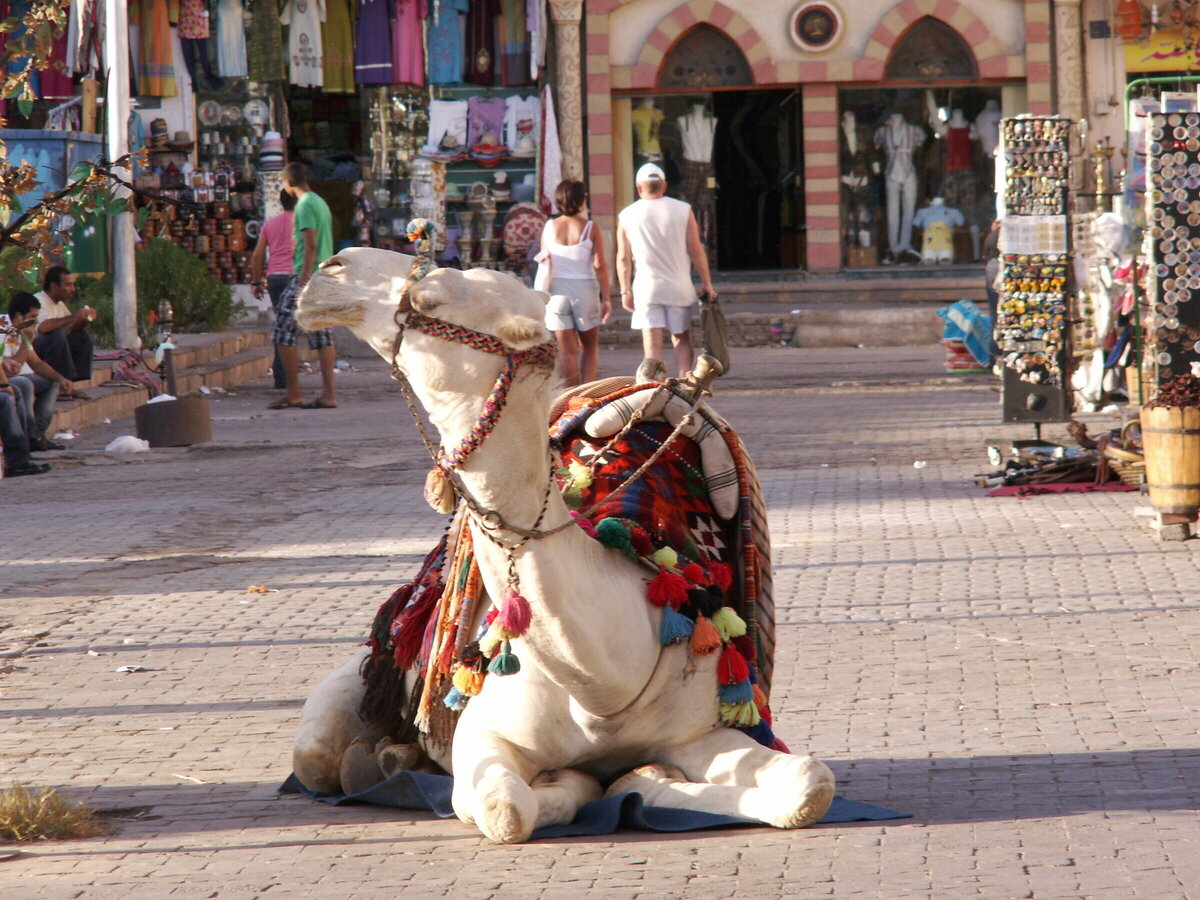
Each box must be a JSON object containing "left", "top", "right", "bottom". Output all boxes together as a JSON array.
[
  {"left": 631, "top": 302, "right": 696, "bottom": 334},
  {"left": 545, "top": 278, "right": 603, "bottom": 333}
]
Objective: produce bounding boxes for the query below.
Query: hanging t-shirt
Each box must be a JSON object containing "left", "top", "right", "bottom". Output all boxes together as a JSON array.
[
  {"left": 178, "top": 0, "right": 209, "bottom": 38},
  {"left": 355, "top": 0, "right": 395, "bottom": 84},
  {"left": 427, "top": 0, "right": 468, "bottom": 85},
  {"left": 467, "top": 95, "right": 507, "bottom": 148},
  {"left": 322, "top": 0, "right": 355, "bottom": 92},
  {"left": 503, "top": 93, "right": 539, "bottom": 156},
  {"left": 498, "top": 0, "right": 529, "bottom": 87},
  {"left": 425, "top": 98, "right": 468, "bottom": 153},
  {"left": 215, "top": 0, "right": 249, "bottom": 78},
  {"left": 293, "top": 191, "right": 334, "bottom": 276},
  {"left": 282, "top": 0, "right": 326, "bottom": 87},
  {"left": 945, "top": 124, "right": 976, "bottom": 173},
  {"left": 465, "top": 0, "right": 498, "bottom": 86}
]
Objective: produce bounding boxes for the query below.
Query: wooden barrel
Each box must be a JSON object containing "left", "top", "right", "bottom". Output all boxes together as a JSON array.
[{"left": 1141, "top": 406, "right": 1200, "bottom": 514}]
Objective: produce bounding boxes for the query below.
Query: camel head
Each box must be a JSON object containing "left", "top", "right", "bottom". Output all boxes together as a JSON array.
[{"left": 296, "top": 246, "right": 551, "bottom": 368}]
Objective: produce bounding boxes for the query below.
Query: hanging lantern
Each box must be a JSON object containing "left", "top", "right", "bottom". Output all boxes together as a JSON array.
[{"left": 1114, "top": 0, "right": 1146, "bottom": 43}]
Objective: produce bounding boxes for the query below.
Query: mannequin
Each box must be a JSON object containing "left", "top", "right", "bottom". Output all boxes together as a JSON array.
[
  {"left": 912, "top": 196, "right": 964, "bottom": 264},
  {"left": 875, "top": 110, "right": 926, "bottom": 261},
  {"left": 975, "top": 99, "right": 1001, "bottom": 158},
  {"left": 631, "top": 97, "right": 664, "bottom": 164},
  {"left": 841, "top": 110, "right": 881, "bottom": 253},
  {"left": 930, "top": 105, "right": 982, "bottom": 259},
  {"left": 677, "top": 102, "right": 718, "bottom": 262}
]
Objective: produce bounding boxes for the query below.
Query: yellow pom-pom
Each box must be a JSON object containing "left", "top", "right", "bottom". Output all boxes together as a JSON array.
[
  {"left": 568, "top": 460, "right": 593, "bottom": 489},
  {"left": 452, "top": 665, "right": 485, "bottom": 696},
  {"left": 479, "top": 630, "right": 504, "bottom": 657},
  {"left": 651, "top": 547, "right": 678, "bottom": 570},
  {"left": 711, "top": 606, "right": 747, "bottom": 642},
  {"left": 718, "top": 700, "right": 761, "bottom": 727}
]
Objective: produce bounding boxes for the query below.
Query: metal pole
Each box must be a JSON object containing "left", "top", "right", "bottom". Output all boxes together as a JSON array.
[{"left": 104, "top": 0, "right": 140, "bottom": 350}]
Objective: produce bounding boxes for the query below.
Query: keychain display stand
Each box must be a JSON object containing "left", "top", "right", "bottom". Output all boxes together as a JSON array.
[
  {"left": 997, "top": 116, "right": 1075, "bottom": 424},
  {"left": 1145, "top": 111, "right": 1200, "bottom": 386}
]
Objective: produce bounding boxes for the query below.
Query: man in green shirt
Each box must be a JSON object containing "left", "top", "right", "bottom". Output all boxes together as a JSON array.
[{"left": 269, "top": 162, "right": 338, "bottom": 409}]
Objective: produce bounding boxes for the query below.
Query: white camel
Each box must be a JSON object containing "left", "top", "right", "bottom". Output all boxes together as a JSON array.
[{"left": 290, "top": 247, "right": 834, "bottom": 843}]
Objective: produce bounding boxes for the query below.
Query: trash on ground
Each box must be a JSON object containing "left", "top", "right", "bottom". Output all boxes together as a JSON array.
[
  {"left": 52, "top": 430, "right": 77, "bottom": 441},
  {"left": 170, "top": 774, "right": 207, "bottom": 784},
  {"left": 115, "top": 665, "right": 149, "bottom": 673},
  {"left": 246, "top": 585, "right": 279, "bottom": 593},
  {"left": 913, "top": 460, "right": 928, "bottom": 469},
  {"left": 146, "top": 393, "right": 177, "bottom": 405},
  {"left": 105, "top": 436, "right": 150, "bottom": 453}
]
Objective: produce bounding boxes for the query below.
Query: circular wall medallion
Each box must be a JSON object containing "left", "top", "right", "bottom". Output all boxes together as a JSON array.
[{"left": 790, "top": 2, "right": 841, "bottom": 53}]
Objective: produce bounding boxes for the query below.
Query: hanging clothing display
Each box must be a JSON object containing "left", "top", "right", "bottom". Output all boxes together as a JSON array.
[
  {"left": 41, "top": 25, "right": 75, "bottom": 98},
  {"left": 504, "top": 93, "right": 539, "bottom": 157},
  {"left": 248, "top": 0, "right": 286, "bottom": 82},
  {"left": 179, "top": 0, "right": 221, "bottom": 90},
  {"left": 132, "top": 0, "right": 177, "bottom": 97},
  {"left": 526, "top": 0, "right": 543, "bottom": 81},
  {"left": 322, "top": 0, "right": 355, "bottom": 92},
  {"left": 391, "top": 0, "right": 427, "bottom": 87},
  {"left": 67, "top": 0, "right": 103, "bottom": 79},
  {"left": 282, "top": 0, "right": 326, "bottom": 87},
  {"left": 428, "top": 0, "right": 467, "bottom": 85},
  {"left": 539, "top": 83, "right": 561, "bottom": 214},
  {"left": 467, "top": 95, "right": 507, "bottom": 148},
  {"left": 498, "top": 0, "right": 529, "bottom": 87},
  {"left": 215, "top": 0, "right": 249, "bottom": 78},
  {"left": 465, "top": 0, "right": 497, "bottom": 85},
  {"left": 355, "top": 0, "right": 395, "bottom": 84},
  {"left": 425, "top": 98, "right": 468, "bottom": 153}
]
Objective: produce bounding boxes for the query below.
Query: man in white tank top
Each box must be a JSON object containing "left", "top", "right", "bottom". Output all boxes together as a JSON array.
[{"left": 616, "top": 163, "right": 714, "bottom": 376}]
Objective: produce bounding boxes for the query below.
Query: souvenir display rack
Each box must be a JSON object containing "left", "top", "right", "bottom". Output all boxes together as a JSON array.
[
  {"left": 997, "top": 116, "right": 1074, "bottom": 424},
  {"left": 1145, "top": 111, "right": 1200, "bottom": 386}
]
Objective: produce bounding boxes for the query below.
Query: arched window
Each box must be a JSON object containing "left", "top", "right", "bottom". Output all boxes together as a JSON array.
[
  {"left": 658, "top": 24, "right": 753, "bottom": 89},
  {"left": 885, "top": 17, "right": 978, "bottom": 81}
]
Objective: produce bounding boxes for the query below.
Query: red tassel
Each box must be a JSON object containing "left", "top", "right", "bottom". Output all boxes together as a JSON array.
[
  {"left": 485, "top": 607, "right": 498, "bottom": 625},
  {"left": 770, "top": 737, "right": 790, "bottom": 754},
  {"left": 392, "top": 589, "right": 440, "bottom": 670},
  {"left": 709, "top": 562, "right": 733, "bottom": 591},
  {"left": 759, "top": 703, "right": 773, "bottom": 725},
  {"left": 682, "top": 563, "right": 704, "bottom": 584},
  {"left": 647, "top": 570, "right": 689, "bottom": 609},
  {"left": 717, "top": 646, "right": 750, "bottom": 685},
  {"left": 496, "top": 588, "right": 531, "bottom": 636},
  {"left": 732, "top": 634, "right": 757, "bottom": 661}
]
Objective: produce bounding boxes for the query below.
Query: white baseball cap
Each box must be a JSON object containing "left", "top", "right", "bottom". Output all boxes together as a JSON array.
[{"left": 635, "top": 162, "right": 665, "bottom": 183}]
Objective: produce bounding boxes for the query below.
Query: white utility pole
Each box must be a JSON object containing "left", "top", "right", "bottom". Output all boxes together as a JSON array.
[{"left": 104, "top": 0, "right": 139, "bottom": 349}]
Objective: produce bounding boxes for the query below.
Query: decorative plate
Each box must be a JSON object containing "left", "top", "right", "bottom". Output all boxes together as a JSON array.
[
  {"left": 243, "top": 99, "right": 269, "bottom": 126},
  {"left": 244, "top": 219, "right": 261, "bottom": 241},
  {"left": 222, "top": 102, "right": 244, "bottom": 125},
  {"left": 199, "top": 100, "right": 222, "bottom": 127}
]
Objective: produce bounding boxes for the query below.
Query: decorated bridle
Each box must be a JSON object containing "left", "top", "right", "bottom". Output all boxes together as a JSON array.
[{"left": 387, "top": 219, "right": 557, "bottom": 519}]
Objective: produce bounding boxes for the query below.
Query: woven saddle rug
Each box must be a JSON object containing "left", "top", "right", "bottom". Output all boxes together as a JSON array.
[{"left": 361, "top": 382, "right": 776, "bottom": 748}]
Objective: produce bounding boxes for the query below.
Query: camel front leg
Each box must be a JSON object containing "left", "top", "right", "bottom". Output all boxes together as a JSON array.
[
  {"left": 607, "top": 729, "right": 835, "bottom": 828},
  {"left": 451, "top": 737, "right": 601, "bottom": 843}
]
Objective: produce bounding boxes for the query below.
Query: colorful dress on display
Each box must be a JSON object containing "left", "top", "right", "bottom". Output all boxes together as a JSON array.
[
  {"left": 354, "top": 0, "right": 395, "bottom": 84},
  {"left": 248, "top": 0, "right": 287, "bottom": 82},
  {"left": 322, "top": 0, "right": 356, "bottom": 92},
  {"left": 465, "top": 0, "right": 498, "bottom": 85},
  {"left": 391, "top": 0, "right": 427, "bottom": 87},
  {"left": 215, "top": 0, "right": 249, "bottom": 77},
  {"left": 130, "top": 0, "right": 177, "bottom": 97},
  {"left": 282, "top": 0, "right": 326, "bottom": 87},
  {"left": 427, "top": 0, "right": 468, "bottom": 85}
]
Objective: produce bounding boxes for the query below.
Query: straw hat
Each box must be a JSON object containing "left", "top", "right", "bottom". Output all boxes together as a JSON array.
[{"left": 167, "top": 130, "right": 194, "bottom": 150}]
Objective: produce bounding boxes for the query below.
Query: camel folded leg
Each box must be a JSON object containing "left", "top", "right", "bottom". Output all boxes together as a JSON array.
[
  {"left": 452, "top": 738, "right": 602, "bottom": 843},
  {"left": 606, "top": 729, "right": 835, "bottom": 829},
  {"left": 293, "top": 648, "right": 381, "bottom": 794}
]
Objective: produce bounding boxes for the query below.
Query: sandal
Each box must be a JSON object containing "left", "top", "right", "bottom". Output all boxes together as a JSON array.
[
  {"left": 300, "top": 398, "right": 338, "bottom": 409},
  {"left": 267, "top": 399, "right": 306, "bottom": 409},
  {"left": 59, "top": 389, "right": 93, "bottom": 401}
]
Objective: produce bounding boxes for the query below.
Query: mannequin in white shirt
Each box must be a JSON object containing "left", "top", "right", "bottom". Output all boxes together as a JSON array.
[
  {"left": 676, "top": 102, "right": 718, "bottom": 263},
  {"left": 678, "top": 103, "right": 716, "bottom": 163},
  {"left": 875, "top": 110, "right": 925, "bottom": 260}
]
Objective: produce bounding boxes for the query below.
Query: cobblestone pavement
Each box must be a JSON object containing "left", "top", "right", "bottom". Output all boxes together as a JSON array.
[{"left": 2, "top": 345, "right": 1199, "bottom": 899}]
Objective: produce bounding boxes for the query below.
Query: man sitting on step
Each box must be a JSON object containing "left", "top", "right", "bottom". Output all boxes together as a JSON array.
[
  {"left": 34, "top": 265, "right": 96, "bottom": 400},
  {"left": 0, "top": 317, "right": 50, "bottom": 478},
  {"left": 4, "top": 292, "right": 69, "bottom": 451}
]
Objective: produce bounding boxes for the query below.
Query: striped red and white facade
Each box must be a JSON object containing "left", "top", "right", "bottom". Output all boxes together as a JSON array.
[{"left": 579, "top": 0, "right": 1058, "bottom": 271}]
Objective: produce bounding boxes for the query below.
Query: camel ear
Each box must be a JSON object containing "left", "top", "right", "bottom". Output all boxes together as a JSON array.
[{"left": 497, "top": 314, "right": 550, "bottom": 350}]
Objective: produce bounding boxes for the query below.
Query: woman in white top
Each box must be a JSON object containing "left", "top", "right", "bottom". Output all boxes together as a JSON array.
[{"left": 538, "top": 180, "right": 612, "bottom": 386}]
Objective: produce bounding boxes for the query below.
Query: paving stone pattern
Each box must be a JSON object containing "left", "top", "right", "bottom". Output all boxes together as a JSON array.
[{"left": 1, "top": 346, "right": 1198, "bottom": 899}]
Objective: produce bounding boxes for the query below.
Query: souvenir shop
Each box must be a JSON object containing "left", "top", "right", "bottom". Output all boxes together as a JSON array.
[{"left": 2, "top": 0, "right": 558, "bottom": 304}]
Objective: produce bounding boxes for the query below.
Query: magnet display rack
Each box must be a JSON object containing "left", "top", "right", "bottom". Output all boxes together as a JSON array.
[
  {"left": 998, "top": 116, "right": 1074, "bottom": 425},
  {"left": 1146, "top": 111, "right": 1200, "bottom": 386}
]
